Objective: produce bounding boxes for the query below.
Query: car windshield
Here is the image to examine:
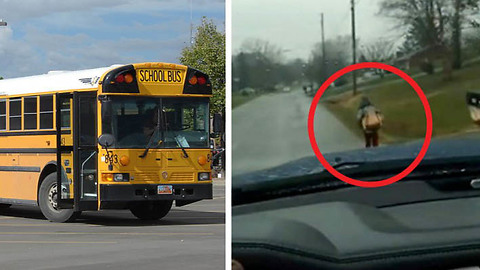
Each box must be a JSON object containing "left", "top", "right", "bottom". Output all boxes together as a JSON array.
[
  {"left": 102, "top": 96, "right": 209, "bottom": 149},
  {"left": 232, "top": 0, "right": 480, "bottom": 189}
]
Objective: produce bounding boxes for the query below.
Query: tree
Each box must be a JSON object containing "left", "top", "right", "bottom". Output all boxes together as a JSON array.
[
  {"left": 241, "top": 39, "right": 285, "bottom": 64},
  {"left": 232, "top": 39, "right": 287, "bottom": 92},
  {"left": 306, "top": 36, "right": 351, "bottom": 86},
  {"left": 232, "top": 52, "right": 249, "bottom": 91},
  {"left": 359, "top": 39, "right": 396, "bottom": 78},
  {"left": 380, "top": 0, "right": 448, "bottom": 50},
  {"left": 464, "top": 28, "right": 480, "bottom": 56},
  {"left": 380, "top": 0, "right": 480, "bottom": 68},
  {"left": 360, "top": 39, "right": 395, "bottom": 63},
  {"left": 180, "top": 17, "right": 225, "bottom": 114},
  {"left": 451, "top": 0, "right": 480, "bottom": 69}
]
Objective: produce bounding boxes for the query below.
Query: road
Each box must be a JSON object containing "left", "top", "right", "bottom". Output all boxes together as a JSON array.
[
  {"left": 233, "top": 89, "right": 363, "bottom": 175},
  {"left": 0, "top": 179, "right": 225, "bottom": 270}
]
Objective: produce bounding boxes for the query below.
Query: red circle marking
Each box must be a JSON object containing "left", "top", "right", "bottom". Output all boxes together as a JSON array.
[{"left": 307, "top": 62, "right": 432, "bottom": 188}]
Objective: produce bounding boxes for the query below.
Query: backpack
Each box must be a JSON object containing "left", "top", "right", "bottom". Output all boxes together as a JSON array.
[
  {"left": 469, "top": 106, "right": 480, "bottom": 125},
  {"left": 362, "top": 106, "right": 382, "bottom": 131}
]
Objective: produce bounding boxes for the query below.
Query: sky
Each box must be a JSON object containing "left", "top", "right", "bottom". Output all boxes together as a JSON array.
[
  {"left": 232, "top": 0, "right": 400, "bottom": 60},
  {"left": 0, "top": 0, "right": 225, "bottom": 78}
]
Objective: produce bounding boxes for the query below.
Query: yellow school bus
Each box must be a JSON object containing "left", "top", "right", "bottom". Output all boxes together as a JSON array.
[{"left": 0, "top": 63, "right": 214, "bottom": 222}]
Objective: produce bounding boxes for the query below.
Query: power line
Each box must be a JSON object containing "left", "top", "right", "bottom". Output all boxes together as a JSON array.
[{"left": 190, "top": 0, "right": 193, "bottom": 45}]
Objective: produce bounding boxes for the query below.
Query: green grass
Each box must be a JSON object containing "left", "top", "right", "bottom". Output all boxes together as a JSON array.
[
  {"left": 325, "top": 73, "right": 398, "bottom": 98},
  {"left": 232, "top": 92, "right": 259, "bottom": 109},
  {"left": 324, "top": 62, "right": 480, "bottom": 144}
]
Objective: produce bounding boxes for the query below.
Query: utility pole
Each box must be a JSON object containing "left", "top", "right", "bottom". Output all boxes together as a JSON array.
[
  {"left": 320, "top": 13, "right": 327, "bottom": 83},
  {"left": 351, "top": 0, "right": 357, "bottom": 95},
  {"left": 321, "top": 13, "right": 325, "bottom": 60}
]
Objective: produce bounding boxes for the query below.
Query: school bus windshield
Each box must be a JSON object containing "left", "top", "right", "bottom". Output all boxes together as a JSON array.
[{"left": 102, "top": 96, "right": 209, "bottom": 149}]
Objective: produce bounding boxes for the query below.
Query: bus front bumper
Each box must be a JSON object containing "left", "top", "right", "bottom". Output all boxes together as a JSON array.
[{"left": 100, "top": 183, "right": 213, "bottom": 203}]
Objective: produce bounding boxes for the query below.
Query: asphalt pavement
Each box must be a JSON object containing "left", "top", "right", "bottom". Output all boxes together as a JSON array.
[
  {"left": 0, "top": 179, "right": 225, "bottom": 270},
  {"left": 233, "top": 88, "right": 363, "bottom": 175}
]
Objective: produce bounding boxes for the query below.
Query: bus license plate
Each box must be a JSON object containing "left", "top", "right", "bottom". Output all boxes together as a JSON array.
[{"left": 157, "top": 185, "right": 173, "bottom": 195}]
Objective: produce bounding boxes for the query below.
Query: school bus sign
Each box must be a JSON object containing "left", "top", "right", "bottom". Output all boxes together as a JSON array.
[{"left": 137, "top": 69, "right": 185, "bottom": 85}]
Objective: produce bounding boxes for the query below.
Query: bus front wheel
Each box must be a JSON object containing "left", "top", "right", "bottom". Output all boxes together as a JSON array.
[
  {"left": 38, "top": 173, "right": 81, "bottom": 223},
  {"left": 129, "top": 201, "right": 173, "bottom": 220}
]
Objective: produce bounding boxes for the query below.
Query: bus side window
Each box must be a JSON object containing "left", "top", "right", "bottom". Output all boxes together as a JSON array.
[
  {"left": 24, "top": 96, "right": 37, "bottom": 130},
  {"left": 40, "top": 95, "right": 53, "bottom": 129},
  {"left": 0, "top": 99, "right": 5, "bottom": 130},
  {"left": 9, "top": 98, "right": 21, "bottom": 130},
  {"left": 61, "top": 99, "right": 71, "bottom": 129}
]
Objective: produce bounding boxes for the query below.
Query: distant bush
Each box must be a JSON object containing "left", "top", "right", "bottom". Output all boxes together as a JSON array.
[
  {"left": 334, "top": 76, "right": 348, "bottom": 87},
  {"left": 240, "top": 88, "right": 256, "bottom": 96},
  {"left": 420, "top": 62, "right": 434, "bottom": 74}
]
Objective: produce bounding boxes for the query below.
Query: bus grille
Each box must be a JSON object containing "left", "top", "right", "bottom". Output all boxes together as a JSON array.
[
  {"left": 135, "top": 172, "right": 158, "bottom": 182},
  {"left": 169, "top": 172, "right": 195, "bottom": 182}
]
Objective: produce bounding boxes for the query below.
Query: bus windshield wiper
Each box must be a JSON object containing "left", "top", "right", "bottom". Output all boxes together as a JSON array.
[
  {"left": 175, "top": 135, "right": 189, "bottom": 158},
  {"left": 139, "top": 127, "right": 160, "bottom": 158},
  {"left": 331, "top": 161, "right": 366, "bottom": 170},
  {"left": 139, "top": 107, "right": 163, "bottom": 159}
]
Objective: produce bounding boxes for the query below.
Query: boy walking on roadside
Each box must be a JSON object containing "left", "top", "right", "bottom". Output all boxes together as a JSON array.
[{"left": 357, "top": 97, "right": 383, "bottom": 148}]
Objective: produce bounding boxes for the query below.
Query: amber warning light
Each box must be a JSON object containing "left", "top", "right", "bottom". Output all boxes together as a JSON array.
[
  {"left": 182, "top": 67, "right": 212, "bottom": 95},
  {"left": 102, "top": 65, "right": 139, "bottom": 93},
  {"left": 188, "top": 74, "right": 207, "bottom": 86}
]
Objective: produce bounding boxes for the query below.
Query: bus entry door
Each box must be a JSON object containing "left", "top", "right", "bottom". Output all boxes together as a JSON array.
[
  {"left": 56, "top": 92, "right": 98, "bottom": 211},
  {"left": 56, "top": 93, "right": 74, "bottom": 209}
]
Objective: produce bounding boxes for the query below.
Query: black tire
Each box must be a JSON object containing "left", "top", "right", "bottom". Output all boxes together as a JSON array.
[
  {"left": 129, "top": 200, "right": 173, "bottom": 220},
  {"left": 38, "top": 173, "right": 81, "bottom": 222},
  {"left": 0, "top": 203, "right": 11, "bottom": 209}
]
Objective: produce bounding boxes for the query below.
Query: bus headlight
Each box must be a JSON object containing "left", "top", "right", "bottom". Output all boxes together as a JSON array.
[
  {"left": 114, "top": 173, "right": 129, "bottom": 182},
  {"left": 198, "top": 172, "right": 210, "bottom": 181},
  {"left": 102, "top": 173, "right": 130, "bottom": 182}
]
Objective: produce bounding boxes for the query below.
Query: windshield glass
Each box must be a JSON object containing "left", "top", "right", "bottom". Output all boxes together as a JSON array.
[
  {"left": 102, "top": 96, "right": 209, "bottom": 149},
  {"left": 232, "top": 0, "right": 480, "bottom": 184}
]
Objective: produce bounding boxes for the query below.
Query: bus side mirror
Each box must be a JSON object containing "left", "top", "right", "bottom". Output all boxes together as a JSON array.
[
  {"left": 213, "top": 113, "right": 224, "bottom": 134},
  {"left": 98, "top": 134, "right": 115, "bottom": 148}
]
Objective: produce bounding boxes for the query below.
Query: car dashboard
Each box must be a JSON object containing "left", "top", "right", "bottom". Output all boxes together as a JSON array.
[{"left": 233, "top": 182, "right": 480, "bottom": 270}]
